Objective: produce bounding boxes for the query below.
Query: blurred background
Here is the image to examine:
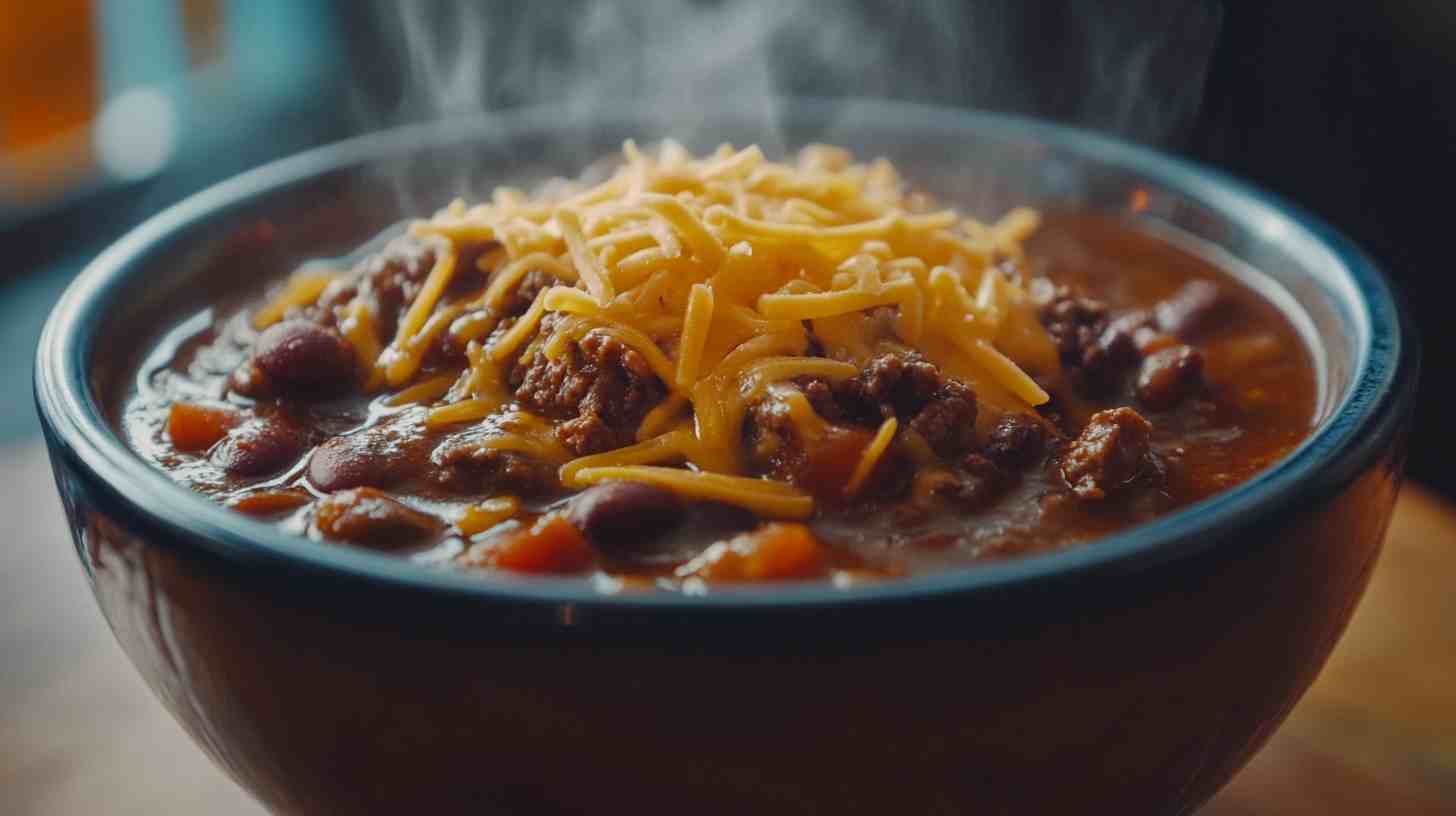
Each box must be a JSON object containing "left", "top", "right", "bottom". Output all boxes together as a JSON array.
[{"left": 2, "top": 2, "right": 1454, "bottom": 813}]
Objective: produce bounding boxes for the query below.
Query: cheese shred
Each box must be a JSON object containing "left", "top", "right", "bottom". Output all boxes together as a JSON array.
[
  {"left": 269, "top": 141, "right": 1058, "bottom": 518},
  {"left": 845, "top": 416, "right": 899, "bottom": 497},
  {"left": 675, "top": 283, "right": 715, "bottom": 388},
  {"left": 572, "top": 466, "right": 814, "bottom": 519},
  {"left": 253, "top": 271, "right": 337, "bottom": 330}
]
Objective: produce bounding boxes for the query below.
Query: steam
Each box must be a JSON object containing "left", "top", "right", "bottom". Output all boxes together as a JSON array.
[{"left": 349, "top": 0, "right": 1221, "bottom": 192}]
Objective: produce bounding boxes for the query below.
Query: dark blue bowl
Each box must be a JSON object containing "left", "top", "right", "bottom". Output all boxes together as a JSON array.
[{"left": 35, "top": 99, "right": 1417, "bottom": 815}]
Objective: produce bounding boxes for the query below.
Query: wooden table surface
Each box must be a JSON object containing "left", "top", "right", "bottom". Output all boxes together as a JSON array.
[{"left": 2, "top": 441, "right": 1453, "bottom": 814}]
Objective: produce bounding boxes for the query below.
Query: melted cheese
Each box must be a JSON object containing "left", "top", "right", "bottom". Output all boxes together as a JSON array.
[
  {"left": 571, "top": 465, "right": 813, "bottom": 519},
  {"left": 456, "top": 496, "right": 520, "bottom": 537},
  {"left": 560, "top": 426, "right": 697, "bottom": 484},
  {"left": 385, "top": 374, "right": 457, "bottom": 407},
  {"left": 489, "top": 289, "right": 549, "bottom": 363},
  {"left": 324, "top": 142, "right": 1061, "bottom": 516},
  {"left": 675, "top": 283, "right": 715, "bottom": 388},
  {"left": 390, "top": 243, "right": 457, "bottom": 352},
  {"left": 844, "top": 416, "right": 898, "bottom": 496},
  {"left": 338, "top": 299, "right": 384, "bottom": 391},
  {"left": 252, "top": 271, "right": 336, "bottom": 329}
]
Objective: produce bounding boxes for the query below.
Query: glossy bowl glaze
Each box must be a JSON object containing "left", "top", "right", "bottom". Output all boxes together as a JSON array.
[{"left": 36, "top": 99, "right": 1416, "bottom": 815}]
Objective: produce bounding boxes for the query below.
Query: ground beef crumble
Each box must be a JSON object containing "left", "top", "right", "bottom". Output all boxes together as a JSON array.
[
  {"left": 800, "top": 351, "right": 979, "bottom": 458},
  {"left": 1059, "top": 407, "right": 1157, "bottom": 500},
  {"left": 1038, "top": 284, "right": 1141, "bottom": 396},
  {"left": 223, "top": 238, "right": 1208, "bottom": 529},
  {"left": 747, "top": 351, "right": 984, "bottom": 503},
  {"left": 944, "top": 453, "right": 1010, "bottom": 510},
  {"left": 510, "top": 322, "right": 667, "bottom": 456},
  {"left": 430, "top": 435, "right": 560, "bottom": 496},
  {"left": 983, "top": 413, "right": 1048, "bottom": 470}
]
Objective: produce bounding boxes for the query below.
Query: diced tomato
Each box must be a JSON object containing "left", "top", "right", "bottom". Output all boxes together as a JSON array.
[
  {"left": 167, "top": 402, "right": 241, "bottom": 452},
  {"left": 680, "top": 522, "right": 827, "bottom": 582},
  {"left": 468, "top": 514, "right": 595, "bottom": 576},
  {"left": 797, "top": 427, "right": 873, "bottom": 499}
]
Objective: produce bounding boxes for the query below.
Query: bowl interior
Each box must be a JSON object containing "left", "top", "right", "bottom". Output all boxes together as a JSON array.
[{"left": 45, "top": 98, "right": 1401, "bottom": 609}]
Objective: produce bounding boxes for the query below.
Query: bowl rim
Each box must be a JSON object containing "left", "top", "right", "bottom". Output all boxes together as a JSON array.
[{"left": 34, "top": 97, "right": 1417, "bottom": 613}]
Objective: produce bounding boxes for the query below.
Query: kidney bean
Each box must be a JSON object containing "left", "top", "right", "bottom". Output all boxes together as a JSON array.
[
  {"left": 567, "top": 481, "right": 684, "bottom": 556},
  {"left": 210, "top": 417, "right": 305, "bottom": 477},
  {"left": 307, "top": 413, "right": 431, "bottom": 492},
  {"left": 313, "top": 488, "right": 442, "bottom": 548},
  {"left": 252, "top": 320, "right": 356, "bottom": 394},
  {"left": 1155, "top": 280, "right": 1229, "bottom": 339},
  {"left": 1060, "top": 407, "right": 1154, "bottom": 500},
  {"left": 229, "top": 358, "right": 271, "bottom": 398},
  {"left": 308, "top": 435, "right": 382, "bottom": 492},
  {"left": 1136, "top": 345, "right": 1204, "bottom": 411},
  {"left": 690, "top": 501, "right": 759, "bottom": 535}
]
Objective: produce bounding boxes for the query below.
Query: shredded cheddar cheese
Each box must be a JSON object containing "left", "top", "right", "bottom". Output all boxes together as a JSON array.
[
  {"left": 490, "top": 288, "right": 549, "bottom": 363},
  {"left": 457, "top": 496, "right": 521, "bottom": 536},
  {"left": 252, "top": 271, "right": 336, "bottom": 330},
  {"left": 571, "top": 465, "right": 814, "bottom": 519},
  {"left": 338, "top": 299, "right": 384, "bottom": 390},
  {"left": 388, "top": 244, "right": 457, "bottom": 357},
  {"left": 675, "top": 283, "right": 715, "bottom": 388},
  {"left": 426, "top": 398, "right": 497, "bottom": 429},
  {"left": 559, "top": 426, "right": 698, "bottom": 484},
  {"left": 252, "top": 141, "right": 1058, "bottom": 518},
  {"left": 845, "top": 416, "right": 899, "bottom": 497},
  {"left": 385, "top": 373, "right": 457, "bottom": 407}
]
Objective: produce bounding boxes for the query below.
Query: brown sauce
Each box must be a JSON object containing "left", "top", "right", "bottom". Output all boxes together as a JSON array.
[{"left": 117, "top": 213, "right": 1317, "bottom": 590}]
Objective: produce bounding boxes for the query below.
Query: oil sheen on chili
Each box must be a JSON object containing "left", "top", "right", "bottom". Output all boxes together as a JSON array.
[{"left": 118, "top": 214, "right": 1316, "bottom": 591}]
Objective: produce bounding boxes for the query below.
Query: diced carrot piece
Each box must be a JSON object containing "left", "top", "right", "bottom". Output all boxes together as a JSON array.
[
  {"left": 466, "top": 514, "right": 595, "bottom": 576},
  {"left": 227, "top": 489, "right": 312, "bottom": 517},
  {"left": 679, "top": 522, "right": 827, "bottom": 582},
  {"left": 167, "top": 402, "right": 241, "bottom": 452}
]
